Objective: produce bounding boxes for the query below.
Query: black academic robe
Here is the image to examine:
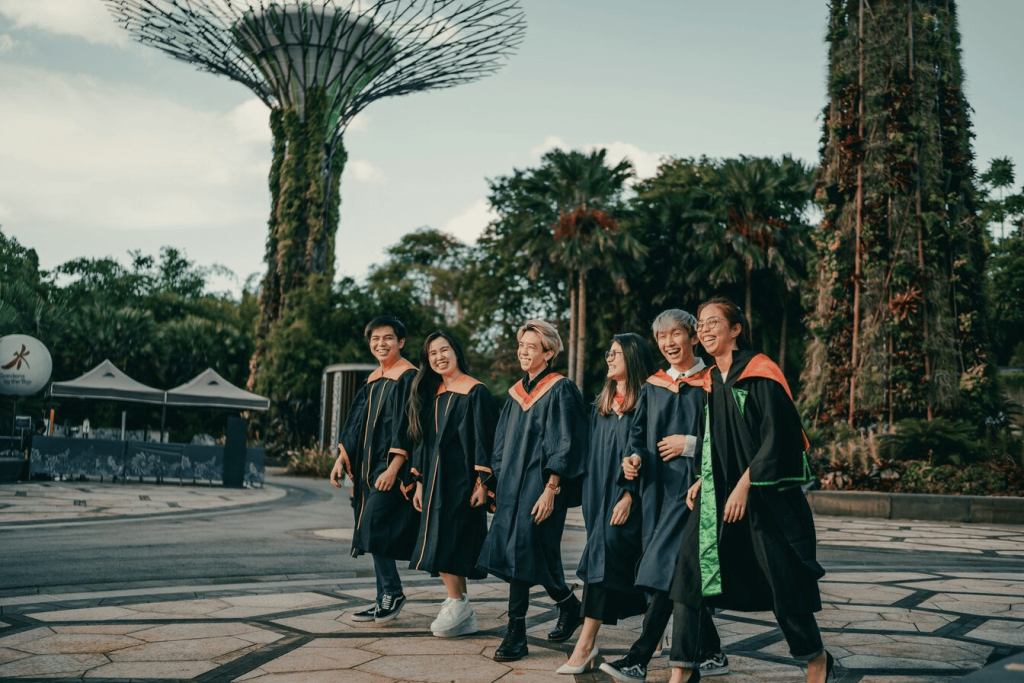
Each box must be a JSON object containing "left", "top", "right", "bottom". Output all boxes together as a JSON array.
[
  {"left": 672, "top": 351, "right": 824, "bottom": 616},
  {"left": 476, "top": 373, "right": 588, "bottom": 587},
  {"left": 624, "top": 368, "right": 706, "bottom": 593},
  {"left": 409, "top": 376, "right": 499, "bottom": 579},
  {"left": 576, "top": 400, "right": 645, "bottom": 595},
  {"left": 339, "top": 358, "right": 420, "bottom": 560}
]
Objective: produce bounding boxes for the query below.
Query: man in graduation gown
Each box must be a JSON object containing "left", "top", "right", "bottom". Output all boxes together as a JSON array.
[
  {"left": 602, "top": 310, "right": 727, "bottom": 683},
  {"left": 330, "top": 316, "right": 420, "bottom": 623},
  {"left": 477, "top": 319, "right": 588, "bottom": 663}
]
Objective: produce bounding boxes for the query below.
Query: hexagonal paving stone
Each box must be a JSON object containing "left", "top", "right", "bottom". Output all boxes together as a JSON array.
[
  {"left": 261, "top": 641, "right": 380, "bottom": 672},
  {"left": 85, "top": 660, "right": 218, "bottom": 679},
  {"left": 17, "top": 633, "right": 142, "bottom": 654},
  {"left": 357, "top": 653, "right": 509, "bottom": 683},
  {"left": 0, "top": 652, "right": 108, "bottom": 677},
  {"left": 108, "top": 635, "right": 257, "bottom": 662}
]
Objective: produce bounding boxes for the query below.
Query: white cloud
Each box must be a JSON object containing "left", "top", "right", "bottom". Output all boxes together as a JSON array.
[
  {"left": 0, "top": 64, "right": 269, "bottom": 232},
  {"left": 0, "top": 0, "right": 128, "bottom": 47},
  {"left": 443, "top": 198, "right": 495, "bottom": 244},
  {"left": 225, "top": 97, "right": 272, "bottom": 144},
  {"left": 0, "top": 34, "right": 15, "bottom": 54},
  {"left": 347, "top": 159, "right": 385, "bottom": 183},
  {"left": 530, "top": 135, "right": 666, "bottom": 182}
]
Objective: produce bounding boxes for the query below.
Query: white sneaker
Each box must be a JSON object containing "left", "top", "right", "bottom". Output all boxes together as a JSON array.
[
  {"left": 432, "top": 596, "right": 478, "bottom": 637},
  {"left": 430, "top": 598, "right": 457, "bottom": 631}
]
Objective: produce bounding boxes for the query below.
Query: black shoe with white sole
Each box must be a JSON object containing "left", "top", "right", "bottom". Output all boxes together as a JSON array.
[{"left": 374, "top": 593, "right": 407, "bottom": 622}]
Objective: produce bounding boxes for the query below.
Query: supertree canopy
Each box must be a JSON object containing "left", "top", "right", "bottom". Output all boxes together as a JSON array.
[{"left": 105, "top": 0, "right": 525, "bottom": 394}]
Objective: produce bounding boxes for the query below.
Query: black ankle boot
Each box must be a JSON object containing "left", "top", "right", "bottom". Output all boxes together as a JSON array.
[
  {"left": 494, "top": 616, "right": 528, "bottom": 662},
  {"left": 547, "top": 593, "right": 583, "bottom": 642}
]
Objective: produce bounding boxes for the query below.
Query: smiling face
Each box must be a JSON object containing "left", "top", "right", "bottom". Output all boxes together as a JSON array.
[
  {"left": 697, "top": 304, "right": 740, "bottom": 358},
  {"left": 655, "top": 324, "right": 696, "bottom": 371},
  {"left": 427, "top": 336, "right": 459, "bottom": 377},
  {"left": 605, "top": 341, "right": 626, "bottom": 383},
  {"left": 368, "top": 325, "right": 405, "bottom": 365},
  {"left": 518, "top": 330, "right": 553, "bottom": 377}
]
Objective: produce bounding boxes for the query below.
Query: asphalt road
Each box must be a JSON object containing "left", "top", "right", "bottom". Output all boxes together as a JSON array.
[{"left": 0, "top": 476, "right": 363, "bottom": 591}]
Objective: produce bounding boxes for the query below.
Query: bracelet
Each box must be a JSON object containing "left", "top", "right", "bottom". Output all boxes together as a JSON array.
[{"left": 546, "top": 482, "right": 561, "bottom": 495}]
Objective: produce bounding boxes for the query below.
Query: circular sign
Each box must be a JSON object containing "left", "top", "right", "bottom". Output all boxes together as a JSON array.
[{"left": 0, "top": 335, "right": 53, "bottom": 396}]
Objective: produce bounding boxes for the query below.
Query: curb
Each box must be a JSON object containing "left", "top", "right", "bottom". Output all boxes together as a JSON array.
[{"left": 808, "top": 490, "right": 1024, "bottom": 525}]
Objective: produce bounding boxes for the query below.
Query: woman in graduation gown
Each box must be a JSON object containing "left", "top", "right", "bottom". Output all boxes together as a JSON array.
[
  {"left": 477, "top": 319, "right": 589, "bottom": 663},
  {"left": 669, "top": 297, "right": 832, "bottom": 683},
  {"left": 556, "top": 333, "right": 653, "bottom": 675},
  {"left": 407, "top": 330, "right": 499, "bottom": 638},
  {"left": 330, "top": 316, "right": 420, "bottom": 623}
]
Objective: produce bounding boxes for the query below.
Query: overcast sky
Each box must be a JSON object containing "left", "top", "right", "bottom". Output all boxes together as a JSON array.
[{"left": 1, "top": 1, "right": 1021, "bottom": 296}]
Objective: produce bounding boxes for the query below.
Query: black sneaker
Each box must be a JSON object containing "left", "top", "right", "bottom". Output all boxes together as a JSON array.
[
  {"left": 374, "top": 593, "right": 407, "bottom": 622},
  {"left": 599, "top": 655, "right": 647, "bottom": 682},
  {"left": 350, "top": 603, "right": 378, "bottom": 622},
  {"left": 700, "top": 653, "right": 729, "bottom": 676}
]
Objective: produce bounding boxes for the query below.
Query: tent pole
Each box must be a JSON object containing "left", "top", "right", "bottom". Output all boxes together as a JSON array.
[
  {"left": 121, "top": 410, "right": 126, "bottom": 442},
  {"left": 160, "top": 405, "right": 167, "bottom": 443}
]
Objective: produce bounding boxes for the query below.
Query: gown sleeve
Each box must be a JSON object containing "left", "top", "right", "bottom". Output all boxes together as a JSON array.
[
  {"left": 620, "top": 385, "right": 650, "bottom": 496},
  {"left": 746, "top": 379, "right": 813, "bottom": 487},
  {"left": 466, "top": 384, "right": 499, "bottom": 488},
  {"left": 541, "top": 379, "right": 587, "bottom": 481},
  {"left": 339, "top": 383, "right": 369, "bottom": 467}
]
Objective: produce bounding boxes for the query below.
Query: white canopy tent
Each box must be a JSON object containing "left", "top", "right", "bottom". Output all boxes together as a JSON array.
[{"left": 165, "top": 368, "right": 270, "bottom": 412}]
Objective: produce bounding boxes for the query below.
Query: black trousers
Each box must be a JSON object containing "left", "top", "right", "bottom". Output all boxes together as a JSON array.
[
  {"left": 669, "top": 601, "right": 823, "bottom": 667},
  {"left": 582, "top": 582, "right": 647, "bottom": 626},
  {"left": 508, "top": 578, "right": 572, "bottom": 619},
  {"left": 628, "top": 591, "right": 721, "bottom": 667}
]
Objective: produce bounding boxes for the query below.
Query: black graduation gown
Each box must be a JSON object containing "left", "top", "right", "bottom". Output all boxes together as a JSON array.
[
  {"left": 409, "top": 376, "right": 499, "bottom": 579},
  {"left": 624, "top": 368, "right": 706, "bottom": 593},
  {"left": 672, "top": 351, "right": 824, "bottom": 616},
  {"left": 476, "top": 373, "right": 588, "bottom": 587},
  {"left": 339, "top": 358, "right": 420, "bottom": 560},
  {"left": 576, "top": 400, "right": 645, "bottom": 596}
]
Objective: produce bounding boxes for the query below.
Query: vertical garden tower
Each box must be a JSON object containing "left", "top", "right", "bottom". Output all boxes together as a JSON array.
[
  {"left": 105, "top": 0, "right": 525, "bottom": 390},
  {"left": 802, "top": 0, "right": 996, "bottom": 429}
]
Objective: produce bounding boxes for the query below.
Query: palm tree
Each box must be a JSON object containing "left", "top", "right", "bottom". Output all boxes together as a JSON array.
[
  {"left": 525, "top": 149, "right": 641, "bottom": 390},
  {"left": 689, "top": 156, "right": 813, "bottom": 358}
]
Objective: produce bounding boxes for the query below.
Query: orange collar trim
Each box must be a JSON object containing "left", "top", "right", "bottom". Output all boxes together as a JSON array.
[
  {"left": 646, "top": 366, "right": 710, "bottom": 394},
  {"left": 736, "top": 354, "right": 793, "bottom": 399},
  {"left": 437, "top": 374, "right": 483, "bottom": 396},
  {"left": 508, "top": 373, "right": 564, "bottom": 411},
  {"left": 368, "top": 357, "right": 416, "bottom": 382}
]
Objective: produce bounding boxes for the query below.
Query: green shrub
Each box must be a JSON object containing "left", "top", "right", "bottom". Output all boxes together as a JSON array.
[
  {"left": 285, "top": 445, "right": 335, "bottom": 478},
  {"left": 879, "top": 417, "right": 985, "bottom": 466}
]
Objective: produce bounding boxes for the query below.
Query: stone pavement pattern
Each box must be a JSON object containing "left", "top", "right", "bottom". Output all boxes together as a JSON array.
[{"left": 1, "top": 481, "right": 1023, "bottom": 682}]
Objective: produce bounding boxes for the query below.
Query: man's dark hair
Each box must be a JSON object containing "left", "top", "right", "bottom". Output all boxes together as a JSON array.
[{"left": 364, "top": 316, "right": 407, "bottom": 341}]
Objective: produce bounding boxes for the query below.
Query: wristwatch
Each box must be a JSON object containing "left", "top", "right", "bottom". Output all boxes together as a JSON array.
[{"left": 546, "top": 482, "right": 561, "bottom": 495}]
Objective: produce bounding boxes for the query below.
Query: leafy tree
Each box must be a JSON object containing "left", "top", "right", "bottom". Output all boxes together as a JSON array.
[
  {"left": 474, "top": 149, "right": 641, "bottom": 392},
  {"left": 688, "top": 155, "right": 815, "bottom": 368}
]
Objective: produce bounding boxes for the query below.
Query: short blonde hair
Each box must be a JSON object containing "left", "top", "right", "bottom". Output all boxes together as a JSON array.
[{"left": 517, "top": 319, "right": 563, "bottom": 364}]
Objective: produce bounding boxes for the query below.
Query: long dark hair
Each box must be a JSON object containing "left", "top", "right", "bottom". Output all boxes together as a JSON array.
[
  {"left": 696, "top": 296, "right": 752, "bottom": 351},
  {"left": 596, "top": 333, "right": 656, "bottom": 417},
  {"left": 407, "top": 330, "right": 471, "bottom": 442}
]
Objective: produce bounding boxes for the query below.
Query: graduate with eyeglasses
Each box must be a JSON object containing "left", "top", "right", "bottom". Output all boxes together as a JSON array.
[
  {"left": 669, "top": 296, "right": 832, "bottom": 683},
  {"left": 556, "top": 333, "right": 653, "bottom": 675}
]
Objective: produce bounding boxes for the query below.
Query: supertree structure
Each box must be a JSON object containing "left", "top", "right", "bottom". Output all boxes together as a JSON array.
[
  {"left": 105, "top": 0, "right": 525, "bottom": 390},
  {"left": 801, "top": 0, "right": 997, "bottom": 430}
]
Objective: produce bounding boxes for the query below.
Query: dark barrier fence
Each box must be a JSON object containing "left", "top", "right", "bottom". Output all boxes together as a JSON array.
[{"left": 29, "top": 436, "right": 264, "bottom": 486}]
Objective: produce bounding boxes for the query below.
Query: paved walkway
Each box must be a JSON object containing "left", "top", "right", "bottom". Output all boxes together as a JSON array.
[{"left": 1, "top": 479, "right": 1023, "bottom": 682}]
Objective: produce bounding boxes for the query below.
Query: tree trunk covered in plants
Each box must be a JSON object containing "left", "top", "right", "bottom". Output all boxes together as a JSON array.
[
  {"left": 802, "top": 0, "right": 995, "bottom": 430},
  {"left": 249, "top": 87, "right": 346, "bottom": 392}
]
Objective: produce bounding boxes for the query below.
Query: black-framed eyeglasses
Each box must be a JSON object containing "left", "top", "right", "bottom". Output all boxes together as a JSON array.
[
  {"left": 696, "top": 317, "right": 722, "bottom": 332},
  {"left": 605, "top": 350, "right": 622, "bottom": 361}
]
